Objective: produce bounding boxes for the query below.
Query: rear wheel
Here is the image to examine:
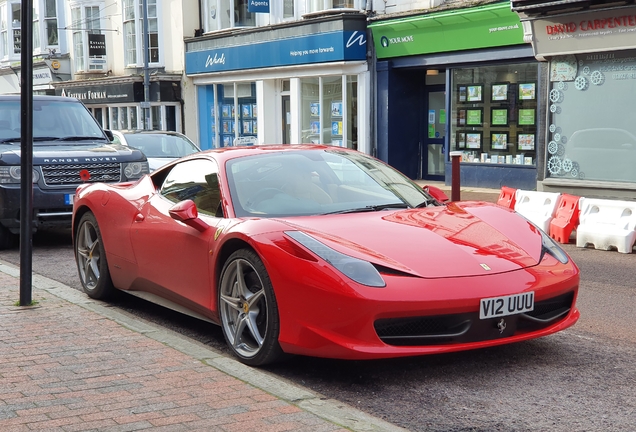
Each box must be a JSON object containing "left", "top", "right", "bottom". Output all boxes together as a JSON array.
[
  {"left": 75, "top": 212, "right": 114, "bottom": 299},
  {"left": 219, "top": 249, "right": 283, "bottom": 366}
]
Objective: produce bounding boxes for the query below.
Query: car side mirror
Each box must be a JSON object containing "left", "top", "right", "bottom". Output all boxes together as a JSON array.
[
  {"left": 169, "top": 200, "right": 209, "bottom": 232},
  {"left": 104, "top": 129, "right": 114, "bottom": 141}
]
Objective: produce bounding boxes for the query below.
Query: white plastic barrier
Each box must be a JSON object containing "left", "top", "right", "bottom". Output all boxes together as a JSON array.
[
  {"left": 576, "top": 198, "right": 636, "bottom": 253},
  {"left": 514, "top": 190, "right": 562, "bottom": 233}
]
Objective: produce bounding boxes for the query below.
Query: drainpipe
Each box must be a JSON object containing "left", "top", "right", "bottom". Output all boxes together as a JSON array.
[{"left": 142, "top": 0, "right": 150, "bottom": 130}]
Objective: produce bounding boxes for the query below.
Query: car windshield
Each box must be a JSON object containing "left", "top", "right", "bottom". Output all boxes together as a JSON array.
[
  {"left": 226, "top": 149, "right": 436, "bottom": 218},
  {"left": 0, "top": 99, "right": 106, "bottom": 144},
  {"left": 123, "top": 133, "right": 200, "bottom": 158}
]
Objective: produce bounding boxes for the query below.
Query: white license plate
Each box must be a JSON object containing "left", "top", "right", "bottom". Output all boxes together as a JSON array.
[
  {"left": 64, "top": 194, "right": 75, "bottom": 205},
  {"left": 479, "top": 292, "right": 534, "bottom": 319}
]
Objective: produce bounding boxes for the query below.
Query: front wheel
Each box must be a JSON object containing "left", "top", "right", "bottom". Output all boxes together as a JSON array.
[
  {"left": 75, "top": 212, "right": 114, "bottom": 299},
  {"left": 219, "top": 249, "right": 284, "bottom": 366},
  {"left": 0, "top": 224, "right": 17, "bottom": 250}
]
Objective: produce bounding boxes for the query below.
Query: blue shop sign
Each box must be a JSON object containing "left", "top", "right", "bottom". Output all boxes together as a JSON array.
[
  {"left": 248, "top": 0, "right": 269, "bottom": 13},
  {"left": 186, "top": 30, "right": 367, "bottom": 74}
]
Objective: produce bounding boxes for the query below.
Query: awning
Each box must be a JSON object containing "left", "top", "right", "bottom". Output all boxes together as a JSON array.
[{"left": 369, "top": 2, "right": 526, "bottom": 59}]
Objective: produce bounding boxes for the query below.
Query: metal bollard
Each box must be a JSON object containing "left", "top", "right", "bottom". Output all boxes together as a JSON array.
[{"left": 449, "top": 151, "right": 463, "bottom": 202}]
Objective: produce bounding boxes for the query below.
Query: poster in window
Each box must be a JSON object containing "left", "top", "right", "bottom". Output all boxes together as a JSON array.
[
  {"left": 332, "top": 121, "right": 343, "bottom": 136},
  {"left": 466, "top": 84, "right": 483, "bottom": 102},
  {"left": 252, "top": 120, "right": 258, "bottom": 134},
  {"left": 242, "top": 120, "right": 252, "bottom": 134},
  {"left": 242, "top": 104, "right": 252, "bottom": 118},
  {"left": 518, "top": 82, "right": 536, "bottom": 100},
  {"left": 457, "top": 109, "right": 466, "bottom": 126},
  {"left": 252, "top": 104, "right": 258, "bottom": 118},
  {"left": 518, "top": 133, "right": 535, "bottom": 151},
  {"left": 310, "top": 102, "right": 320, "bottom": 117},
  {"left": 310, "top": 121, "right": 320, "bottom": 134},
  {"left": 222, "top": 120, "right": 232, "bottom": 134},
  {"left": 491, "top": 108, "right": 508, "bottom": 126},
  {"left": 518, "top": 108, "right": 536, "bottom": 126},
  {"left": 456, "top": 132, "right": 466, "bottom": 149},
  {"left": 222, "top": 104, "right": 232, "bottom": 118},
  {"left": 466, "top": 132, "right": 482, "bottom": 150},
  {"left": 466, "top": 109, "right": 482, "bottom": 126},
  {"left": 491, "top": 83, "right": 509, "bottom": 101},
  {"left": 457, "top": 85, "right": 467, "bottom": 102},
  {"left": 491, "top": 132, "right": 508, "bottom": 150},
  {"left": 331, "top": 101, "right": 343, "bottom": 117}
]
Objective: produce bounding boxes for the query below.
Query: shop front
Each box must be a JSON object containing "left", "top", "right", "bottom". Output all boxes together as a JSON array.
[
  {"left": 184, "top": 13, "right": 369, "bottom": 151},
  {"left": 369, "top": 1, "right": 542, "bottom": 189},
  {"left": 53, "top": 76, "right": 184, "bottom": 133},
  {"left": 513, "top": 1, "right": 636, "bottom": 200}
]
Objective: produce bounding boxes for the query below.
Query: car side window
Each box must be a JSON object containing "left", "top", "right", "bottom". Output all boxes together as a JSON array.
[{"left": 160, "top": 159, "right": 223, "bottom": 217}]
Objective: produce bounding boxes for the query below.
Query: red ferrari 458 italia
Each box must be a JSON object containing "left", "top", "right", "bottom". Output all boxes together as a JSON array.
[{"left": 72, "top": 145, "right": 580, "bottom": 366}]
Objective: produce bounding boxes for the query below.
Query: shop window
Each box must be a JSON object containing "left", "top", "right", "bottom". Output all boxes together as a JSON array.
[
  {"left": 218, "top": 82, "right": 256, "bottom": 146},
  {"left": 71, "top": 4, "right": 105, "bottom": 72},
  {"left": 44, "top": 0, "right": 58, "bottom": 46},
  {"left": 307, "top": 0, "right": 356, "bottom": 13},
  {"left": 11, "top": 3, "right": 21, "bottom": 54},
  {"left": 122, "top": 0, "right": 160, "bottom": 67},
  {"left": 546, "top": 52, "right": 636, "bottom": 183},
  {"left": 204, "top": 0, "right": 255, "bottom": 32},
  {"left": 301, "top": 75, "right": 357, "bottom": 149},
  {"left": 1, "top": 7, "right": 7, "bottom": 58},
  {"left": 451, "top": 62, "right": 539, "bottom": 166}
]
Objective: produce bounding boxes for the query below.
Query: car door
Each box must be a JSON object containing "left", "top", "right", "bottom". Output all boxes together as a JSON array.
[{"left": 131, "top": 158, "right": 223, "bottom": 311}]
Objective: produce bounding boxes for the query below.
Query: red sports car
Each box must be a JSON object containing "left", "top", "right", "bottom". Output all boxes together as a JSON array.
[{"left": 72, "top": 145, "right": 579, "bottom": 366}]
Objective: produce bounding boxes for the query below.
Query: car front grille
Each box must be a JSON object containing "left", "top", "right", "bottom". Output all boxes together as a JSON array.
[
  {"left": 374, "top": 291, "right": 575, "bottom": 346},
  {"left": 41, "top": 163, "right": 121, "bottom": 186}
]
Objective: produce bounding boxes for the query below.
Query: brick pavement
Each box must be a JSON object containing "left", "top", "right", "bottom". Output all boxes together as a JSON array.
[{"left": 0, "top": 266, "right": 404, "bottom": 432}]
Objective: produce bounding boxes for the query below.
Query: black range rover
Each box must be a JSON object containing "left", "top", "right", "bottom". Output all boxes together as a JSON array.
[{"left": 0, "top": 95, "right": 149, "bottom": 248}]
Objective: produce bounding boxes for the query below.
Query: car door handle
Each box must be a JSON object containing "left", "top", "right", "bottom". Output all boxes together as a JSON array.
[{"left": 134, "top": 213, "right": 145, "bottom": 222}]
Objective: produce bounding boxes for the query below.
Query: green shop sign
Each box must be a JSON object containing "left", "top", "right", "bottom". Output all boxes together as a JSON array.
[{"left": 369, "top": 2, "right": 525, "bottom": 59}]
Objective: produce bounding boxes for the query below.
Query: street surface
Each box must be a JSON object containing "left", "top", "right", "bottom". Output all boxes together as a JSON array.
[{"left": 1, "top": 227, "right": 634, "bottom": 432}]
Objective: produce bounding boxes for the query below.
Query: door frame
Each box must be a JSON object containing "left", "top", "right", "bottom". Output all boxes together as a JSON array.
[{"left": 421, "top": 83, "right": 446, "bottom": 181}]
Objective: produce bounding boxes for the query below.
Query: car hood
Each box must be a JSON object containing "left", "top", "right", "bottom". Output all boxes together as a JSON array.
[
  {"left": 275, "top": 202, "right": 544, "bottom": 278},
  {"left": 0, "top": 142, "right": 140, "bottom": 164}
]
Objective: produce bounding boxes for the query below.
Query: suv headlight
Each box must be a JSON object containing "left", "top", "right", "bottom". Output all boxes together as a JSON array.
[
  {"left": 122, "top": 161, "right": 149, "bottom": 180},
  {"left": 0, "top": 166, "right": 40, "bottom": 184}
]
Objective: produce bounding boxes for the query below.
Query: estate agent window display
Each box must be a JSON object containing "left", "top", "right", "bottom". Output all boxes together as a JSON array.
[{"left": 451, "top": 63, "right": 538, "bottom": 165}]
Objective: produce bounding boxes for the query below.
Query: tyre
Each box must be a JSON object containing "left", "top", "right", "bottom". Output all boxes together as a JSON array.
[
  {"left": 0, "top": 224, "right": 17, "bottom": 250},
  {"left": 75, "top": 212, "right": 114, "bottom": 299},
  {"left": 219, "top": 249, "right": 284, "bottom": 366}
]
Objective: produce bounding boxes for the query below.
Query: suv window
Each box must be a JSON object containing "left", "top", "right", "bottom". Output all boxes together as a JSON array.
[{"left": 160, "top": 159, "right": 223, "bottom": 217}]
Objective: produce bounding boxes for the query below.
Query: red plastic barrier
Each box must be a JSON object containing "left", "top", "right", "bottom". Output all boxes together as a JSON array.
[
  {"left": 549, "top": 193, "right": 581, "bottom": 244},
  {"left": 497, "top": 186, "right": 517, "bottom": 209},
  {"left": 424, "top": 185, "right": 449, "bottom": 203}
]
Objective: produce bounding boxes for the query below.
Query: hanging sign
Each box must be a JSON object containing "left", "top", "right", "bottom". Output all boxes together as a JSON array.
[
  {"left": 88, "top": 34, "right": 106, "bottom": 56},
  {"left": 248, "top": 1, "right": 270, "bottom": 13}
]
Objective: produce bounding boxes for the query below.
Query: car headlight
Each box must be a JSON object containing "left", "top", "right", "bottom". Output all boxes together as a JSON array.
[
  {"left": 540, "top": 230, "right": 569, "bottom": 264},
  {"left": 0, "top": 166, "right": 40, "bottom": 184},
  {"left": 122, "top": 161, "right": 149, "bottom": 180},
  {"left": 285, "top": 231, "right": 386, "bottom": 287}
]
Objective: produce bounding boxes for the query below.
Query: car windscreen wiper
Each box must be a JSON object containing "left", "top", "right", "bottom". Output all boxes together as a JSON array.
[
  {"left": 324, "top": 203, "right": 409, "bottom": 215},
  {"left": 54, "top": 136, "right": 104, "bottom": 141},
  {"left": 32, "top": 136, "right": 103, "bottom": 142},
  {"left": 0, "top": 137, "right": 20, "bottom": 143}
]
